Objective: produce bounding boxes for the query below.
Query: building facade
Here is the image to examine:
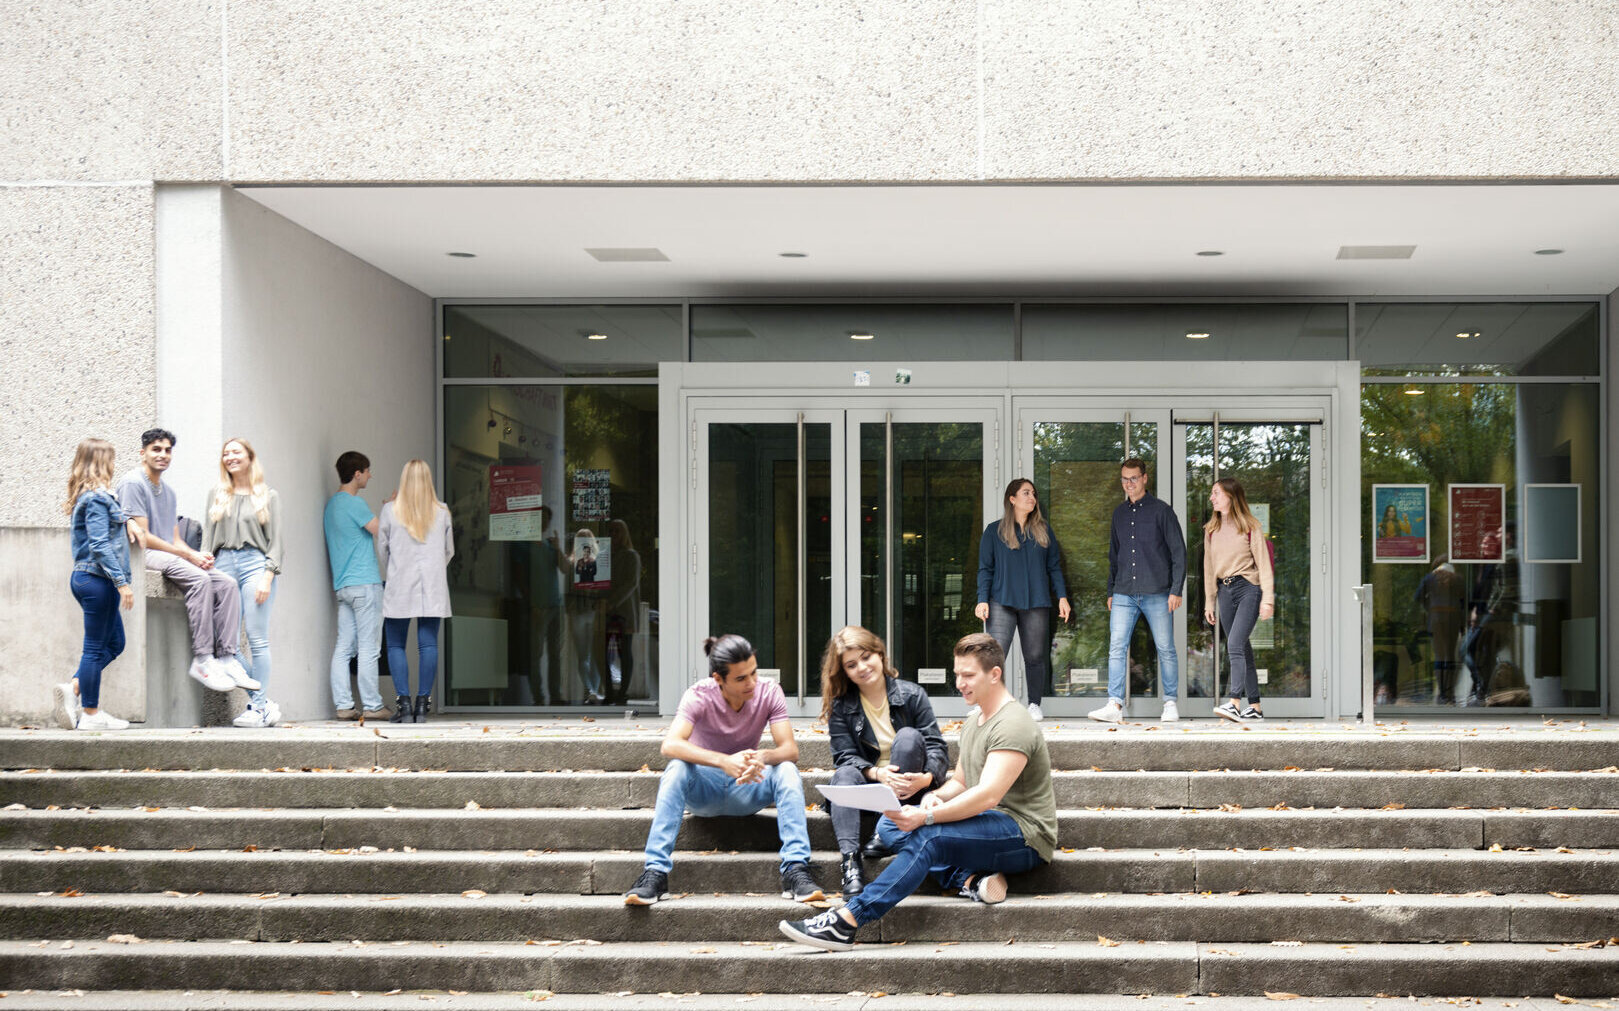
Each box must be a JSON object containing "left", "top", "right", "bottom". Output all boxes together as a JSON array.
[{"left": 2, "top": 3, "right": 1615, "bottom": 723}]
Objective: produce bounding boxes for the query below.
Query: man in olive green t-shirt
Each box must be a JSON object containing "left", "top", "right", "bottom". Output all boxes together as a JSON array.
[{"left": 780, "top": 632, "right": 1057, "bottom": 951}]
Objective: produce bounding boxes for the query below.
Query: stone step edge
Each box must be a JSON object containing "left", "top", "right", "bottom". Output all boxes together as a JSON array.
[{"left": 1, "top": 939, "right": 1617, "bottom": 998}]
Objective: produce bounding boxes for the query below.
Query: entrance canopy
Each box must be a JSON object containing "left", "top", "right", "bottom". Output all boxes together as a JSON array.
[{"left": 239, "top": 184, "right": 1619, "bottom": 298}]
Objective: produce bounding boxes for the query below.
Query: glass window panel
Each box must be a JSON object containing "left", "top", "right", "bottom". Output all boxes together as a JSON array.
[
  {"left": 1356, "top": 302, "right": 1599, "bottom": 377},
  {"left": 1361, "top": 383, "right": 1601, "bottom": 707},
  {"left": 443, "top": 385, "right": 658, "bottom": 708},
  {"left": 1022, "top": 304, "right": 1348, "bottom": 361},
  {"left": 708, "top": 423, "right": 832, "bottom": 698},
  {"left": 444, "top": 304, "right": 683, "bottom": 378},
  {"left": 693, "top": 304, "right": 1013, "bottom": 362}
]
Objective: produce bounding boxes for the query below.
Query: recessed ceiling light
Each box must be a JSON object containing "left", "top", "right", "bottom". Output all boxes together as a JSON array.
[
  {"left": 849, "top": 332, "right": 876, "bottom": 341},
  {"left": 779, "top": 252, "right": 808, "bottom": 258},
  {"left": 1404, "top": 387, "right": 1426, "bottom": 396},
  {"left": 585, "top": 333, "right": 609, "bottom": 341},
  {"left": 1455, "top": 331, "right": 1481, "bottom": 340},
  {"left": 1534, "top": 248, "right": 1564, "bottom": 255},
  {"left": 1195, "top": 250, "right": 1224, "bottom": 257},
  {"left": 447, "top": 251, "right": 476, "bottom": 258},
  {"left": 1185, "top": 331, "right": 1211, "bottom": 340}
]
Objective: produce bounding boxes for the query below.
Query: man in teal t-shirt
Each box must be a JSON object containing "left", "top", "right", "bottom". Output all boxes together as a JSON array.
[{"left": 324, "top": 451, "right": 386, "bottom": 719}]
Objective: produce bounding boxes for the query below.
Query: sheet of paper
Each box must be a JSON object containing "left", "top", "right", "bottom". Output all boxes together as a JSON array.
[{"left": 815, "top": 782, "right": 902, "bottom": 813}]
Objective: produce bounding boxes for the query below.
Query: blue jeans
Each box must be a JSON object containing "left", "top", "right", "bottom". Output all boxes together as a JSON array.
[
  {"left": 214, "top": 547, "right": 275, "bottom": 707},
  {"left": 385, "top": 616, "right": 441, "bottom": 697},
  {"left": 1107, "top": 591, "right": 1178, "bottom": 704},
  {"left": 331, "top": 583, "right": 384, "bottom": 710},
  {"left": 642, "top": 759, "right": 812, "bottom": 873},
  {"left": 70, "top": 571, "right": 125, "bottom": 710},
  {"left": 843, "top": 809, "right": 1044, "bottom": 926}
]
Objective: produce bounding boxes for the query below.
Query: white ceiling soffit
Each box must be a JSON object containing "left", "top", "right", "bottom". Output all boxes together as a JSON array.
[{"left": 237, "top": 184, "right": 1619, "bottom": 299}]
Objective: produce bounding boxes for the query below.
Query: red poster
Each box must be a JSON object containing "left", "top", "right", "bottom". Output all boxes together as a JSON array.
[
  {"left": 489, "top": 465, "right": 544, "bottom": 541},
  {"left": 1448, "top": 484, "right": 1505, "bottom": 564}
]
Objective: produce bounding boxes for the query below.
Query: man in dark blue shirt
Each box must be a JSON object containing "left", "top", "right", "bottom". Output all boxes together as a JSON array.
[{"left": 1089, "top": 457, "right": 1186, "bottom": 724}]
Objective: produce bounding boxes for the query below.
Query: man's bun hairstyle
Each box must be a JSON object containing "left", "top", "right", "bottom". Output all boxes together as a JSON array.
[{"left": 703, "top": 633, "right": 756, "bottom": 677}]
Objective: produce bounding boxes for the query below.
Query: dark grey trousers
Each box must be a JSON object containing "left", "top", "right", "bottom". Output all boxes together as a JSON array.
[
  {"left": 1218, "top": 577, "right": 1264, "bottom": 704},
  {"left": 829, "top": 725, "right": 931, "bottom": 855}
]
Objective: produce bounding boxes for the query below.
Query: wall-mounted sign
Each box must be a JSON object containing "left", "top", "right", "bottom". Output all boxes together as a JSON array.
[
  {"left": 1523, "top": 483, "right": 1581, "bottom": 564},
  {"left": 572, "top": 531, "right": 610, "bottom": 591},
  {"left": 571, "top": 468, "right": 611, "bottom": 523},
  {"left": 1449, "top": 484, "right": 1505, "bottom": 564},
  {"left": 488, "top": 465, "right": 543, "bottom": 542},
  {"left": 1372, "top": 484, "right": 1429, "bottom": 564}
]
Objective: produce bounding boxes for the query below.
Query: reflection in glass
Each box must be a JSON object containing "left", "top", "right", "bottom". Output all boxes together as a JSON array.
[
  {"left": 708, "top": 423, "right": 831, "bottom": 698},
  {"left": 693, "top": 304, "right": 1014, "bottom": 362},
  {"left": 1184, "top": 423, "right": 1312, "bottom": 701},
  {"left": 1032, "top": 420, "right": 1158, "bottom": 699},
  {"left": 1361, "top": 383, "right": 1600, "bottom": 707},
  {"left": 443, "top": 304, "right": 682, "bottom": 378},
  {"left": 1356, "top": 302, "right": 1599, "bottom": 377},
  {"left": 1022, "top": 304, "right": 1347, "bottom": 361},
  {"left": 442, "top": 385, "right": 658, "bottom": 708},
  {"left": 860, "top": 423, "right": 983, "bottom": 697}
]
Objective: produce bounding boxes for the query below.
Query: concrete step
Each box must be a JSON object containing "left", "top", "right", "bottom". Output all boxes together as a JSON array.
[
  {"left": 7, "top": 729, "right": 1619, "bottom": 774},
  {"left": 3, "top": 891, "right": 1617, "bottom": 945},
  {"left": 5, "top": 847, "right": 1617, "bottom": 897},
  {"left": 4, "top": 805, "right": 1616, "bottom": 853},
  {"left": 7, "top": 768, "right": 1619, "bottom": 810},
  {"left": 2, "top": 938, "right": 1618, "bottom": 996}
]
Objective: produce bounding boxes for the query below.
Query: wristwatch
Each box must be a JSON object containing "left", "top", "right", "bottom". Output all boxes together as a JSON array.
[{"left": 924, "top": 809, "right": 934, "bottom": 826}]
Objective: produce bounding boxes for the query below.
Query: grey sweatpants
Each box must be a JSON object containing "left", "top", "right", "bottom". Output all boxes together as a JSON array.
[{"left": 148, "top": 550, "right": 242, "bottom": 660}]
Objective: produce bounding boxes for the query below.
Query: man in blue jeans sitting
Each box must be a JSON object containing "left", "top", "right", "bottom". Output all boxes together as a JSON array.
[
  {"left": 779, "top": 633, "right": 1057, "bottom": 951},
  {"left": 623, "top": 633, "right": 823, "bottom": 906},
  {"left": 1090, "top": 456, "right": 1186, "bottom": 724}
]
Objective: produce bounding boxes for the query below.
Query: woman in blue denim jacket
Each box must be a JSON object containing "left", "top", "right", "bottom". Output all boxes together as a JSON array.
[
  {"left": 57, "top": 438, "right": 135, "bottom": 731},
  {"left": 819, "top": 625, "right": 949, "bottom": 898}
]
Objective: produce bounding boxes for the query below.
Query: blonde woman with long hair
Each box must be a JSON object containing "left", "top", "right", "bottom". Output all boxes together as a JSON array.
[
  {"left": 205, "top": 437, "right": 284, "bottom": 727},
  {"left": 818, "top": 626, "right": 948, "bottom": 897},
  {"left": 56, "top": 438, "right": 136, "bottom": 730},
  {"left": 377, "top": 459, "right": 454, "bottom": 722},
  {"left": 1202, "top": 477, "right": 1274, "bottom": 723},
  {"left": 974, "top": 478, "right": 1071, "bottom": 721}
]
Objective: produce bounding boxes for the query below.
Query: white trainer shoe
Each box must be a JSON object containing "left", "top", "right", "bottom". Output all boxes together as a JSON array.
[
  {"left": 263, "top": 700, "right": 282, "bottom": 726},
  {"left": 1027, "top": 702, "right": 1044, "bottom": 722},
  {"left": 1087, "top": 700, "right": 1124, "bottom": 724},
  {"left": 77, "top": 710, "right": 129, "bottom": 731},
  {"left": 233, "top": 704, "right": 268, "bottom": 728},
  {"left": 189, "top": 656, "right": 235, "bottom": 693},
  {"left": 52, "top": 681, "right": 80, "bottom": 730},
  {"left": 1161, "top": 699, "right": 1180, "bottom": 723},
  {"left": 217, "top": 654, "right": 262, "bottom": 691}
]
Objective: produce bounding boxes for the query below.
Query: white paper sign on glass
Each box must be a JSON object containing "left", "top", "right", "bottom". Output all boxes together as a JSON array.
[{"left": 815, "top": 783, "right": 903, "bottom": 813}]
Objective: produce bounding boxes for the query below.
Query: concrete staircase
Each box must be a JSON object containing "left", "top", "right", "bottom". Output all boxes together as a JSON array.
[{"left": 2, "top": 724, "right": 1618, "bottom": 1005}]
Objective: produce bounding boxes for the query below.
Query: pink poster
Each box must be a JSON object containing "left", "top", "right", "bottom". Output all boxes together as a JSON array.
[
  {"left": 1448, "top": 484, "right": 1505, "bottom": 564},
  {"left": 489, "top": 465, "right": 544, "bottom": 541}
]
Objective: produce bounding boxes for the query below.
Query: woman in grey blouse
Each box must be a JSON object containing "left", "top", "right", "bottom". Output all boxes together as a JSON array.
[
  {"left": 204, "top": 438, "right": 284, "bottom": 728},
  {"left": 378, "top": 459, "right": 454, "bottom": 723}
]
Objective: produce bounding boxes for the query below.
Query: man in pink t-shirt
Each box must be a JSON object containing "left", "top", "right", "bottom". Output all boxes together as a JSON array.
[{"left": 623, "top": 633, "right": 823, "bottom": 907}]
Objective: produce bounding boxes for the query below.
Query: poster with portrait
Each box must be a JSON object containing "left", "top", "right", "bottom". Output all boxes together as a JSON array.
[
  {"left": 571, "top": 468, "right": 611, "bottom": 523},
  {"left": 1372, "top": 484, "right": 1429, "bottom": 563},
  {"left": 572, "top": 533, "right": 610, "bottom": 590},
  {"left": 488, "top": 464, "right": 544, "bottom": 541},
  {"left": 1449, "top": 484, "right": 1505, "bottom": 564}
]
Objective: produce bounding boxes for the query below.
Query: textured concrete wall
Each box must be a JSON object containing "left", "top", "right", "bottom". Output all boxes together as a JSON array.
[
  {"left": 223, "top": 0, "right": 1619, "bottom": 183},
  {"left": 0, "top": 186, "right": 156, "bottom": 528},
  {"left": 219, "top": 188, "right": 434, "bottom": 721}
]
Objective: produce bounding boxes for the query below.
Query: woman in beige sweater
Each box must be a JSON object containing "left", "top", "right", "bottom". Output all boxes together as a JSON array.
[{"left": 1202, "top": 478, "right": 1274, "bottom": 723}]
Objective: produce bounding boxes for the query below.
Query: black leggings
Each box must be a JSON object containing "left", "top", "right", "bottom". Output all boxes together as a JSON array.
[{"left": 986, "top": 603, "right": 1051, "bottom": 701}]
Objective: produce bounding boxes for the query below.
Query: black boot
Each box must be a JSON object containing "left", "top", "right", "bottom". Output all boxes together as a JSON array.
[
  {"left": 413, "top": 694, "right": 432, "bottom": 723},
  {"left": 861, "top": 835, "right": 891, "bottom": 860},
  {"left": 840, "top": 853, "right": 866, "bottom": 897},
  {"left": 389, "top": 695, "right": 411, "bottom": 724}
]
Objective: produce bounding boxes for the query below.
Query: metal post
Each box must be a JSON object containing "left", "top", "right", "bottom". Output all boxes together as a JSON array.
[
  {"left": 1354, "top": 583, "right": 1374, "bottom": 724},
  {"left": 1211, "top": 412, "right": 1222, "bottom": 701},
  {"left": 796, "top": 412, "right": 806, "bottom": 705},
  {"left": 884, "top": 412, "right": 894, "bottom": 656}
]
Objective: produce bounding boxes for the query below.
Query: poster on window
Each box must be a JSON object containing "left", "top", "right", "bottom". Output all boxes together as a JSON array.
[
  {"left": 1372, "top": 484, "right": 1429, "bottom": 563},
  {"left": 571, "top": 532, "right": 610, "bottom": 590},
  {"left": 1449, "top": 484, "right": 1505, "bottom": 564},
  {"left": 1523, "top": 483, "right": 1582, "bottom": 564},
  {"left": 571, "top": 468, "right": 611, "bottom": 523},
  {"left": 488, "top": 465, "right": 544, "bottom": 542}
]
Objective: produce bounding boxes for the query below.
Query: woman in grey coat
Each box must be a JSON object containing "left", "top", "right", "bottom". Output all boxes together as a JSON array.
[{"left": 377, "top": 459, "right": 454, "bottom": 723}]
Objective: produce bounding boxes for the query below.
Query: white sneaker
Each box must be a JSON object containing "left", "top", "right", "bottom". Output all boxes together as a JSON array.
[
  {"left": 52, "top": 681, "right": 80, "bottom": 730},
  {"left": 263, "top": 700, "right": 282, "bottom": 726},
  {"left": 1027, "top": 702, "right": 1044, "bottom": 722},
  {"left": 233, "top": 704, "right": 267, "bottom": 728},
  {"left": 77, "top": 710, "right": 129, "bottom": 731},
  {"left": 1161, "top": 700, "right": 1180, "bottom": 723},
  {"left": 189, "top": 656, "right": 235, "bottom": 693},
  {"left": 217, "top": 654, "right": 261, "bottom": 691},
  {"left": 1087, "top": 700, "right": 1124, "bottom": 724}
]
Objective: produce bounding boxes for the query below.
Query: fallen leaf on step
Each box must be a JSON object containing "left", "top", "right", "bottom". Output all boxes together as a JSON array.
[
  {"left": 1549, "top": 892, "right": 1578, "bottom": 899},
  {"left": 1097, "top": 935, "right": 1120, "bottom": 947},
  {"left": 461, "top": 889, "right": 487, "bottom": 899},
  {"left": 1264, "top": 993, "right": 1302, "bottom": 1001},
  {"left": 1380, "top": 802, "right": 1405, "bottom": 810},
  {"left": 106, "top": 934, "right": 142, "bottom": 944},
  {"left": 464, "top": 800, "right": 481, "bottom": 810},
  {"left": 1270, "top": 940, "right": 1302, "bottom": 946},
  {"left": 690, "top": 946, "right": 717, "bottom": 954},
  {"left": 1488, "top": 843, "right": 1504, "bottom": 852},
  {"left": 56, "top": 888, "right": 83, "bottom": 897},
  {"left": 1554, "top": 997, "right": 1578, "bottom": 1005},
  {"left": 448, "top": 990, "right": 468, "bottom": 996}
]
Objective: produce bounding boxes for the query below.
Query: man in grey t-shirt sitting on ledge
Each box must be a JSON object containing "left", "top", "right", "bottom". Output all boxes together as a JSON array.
[{"left": 117, "top": 428, "right": 257, "bottom": 696}]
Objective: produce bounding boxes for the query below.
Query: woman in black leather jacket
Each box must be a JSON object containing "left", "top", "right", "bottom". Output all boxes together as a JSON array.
[{"left": 820, "top": 625, "right": 950, "bottom": 897}]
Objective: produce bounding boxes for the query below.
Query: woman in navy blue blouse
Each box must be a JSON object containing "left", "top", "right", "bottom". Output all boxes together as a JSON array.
[{"left": 975, "top": 478, "right": 1071, "bottom": 721}]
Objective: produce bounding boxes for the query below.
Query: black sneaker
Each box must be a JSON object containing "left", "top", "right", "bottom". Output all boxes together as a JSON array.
[
  {"left": 779, "top": 908, "right": 857, "bottom": 951},
  {"left": 1240, "top": 706, "right": 1264, "bottom": 722},
  {"left": 1213, "top": 701, "right": 1244, "bottom": 722},
  {"left": 780, "top": 861, "right": 825, "bottom": 902},
  {"left": 623, "top": 867, "right": 669, "bottom": 906}
]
